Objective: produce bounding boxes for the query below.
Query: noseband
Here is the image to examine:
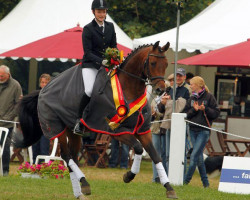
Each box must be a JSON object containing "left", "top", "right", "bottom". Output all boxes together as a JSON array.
[{"left": 117, "top": 52, "right": 166, "bottom": 86}]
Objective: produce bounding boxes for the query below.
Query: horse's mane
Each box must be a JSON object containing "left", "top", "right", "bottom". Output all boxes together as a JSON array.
[{"left": 119, "top": 44, "right": 152, "bottom": 69}]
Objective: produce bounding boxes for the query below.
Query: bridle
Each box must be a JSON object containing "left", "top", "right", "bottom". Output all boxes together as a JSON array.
[{"left": 117, "top": 52, "right": 166, "bottom": 86}]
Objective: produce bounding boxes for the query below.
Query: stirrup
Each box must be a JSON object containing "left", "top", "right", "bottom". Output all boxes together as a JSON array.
[{"left": 73, "top": 120, "right": 85, "bottom": 136}]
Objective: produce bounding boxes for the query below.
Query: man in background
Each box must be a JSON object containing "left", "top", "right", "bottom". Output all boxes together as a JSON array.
[{"left": 0, "top": 65, "right": 22, "bottom": 176}]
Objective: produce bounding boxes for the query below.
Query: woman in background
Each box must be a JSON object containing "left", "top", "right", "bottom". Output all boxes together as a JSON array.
[
  {"left": 183, "top": 76, "right": 219, "bottom": 188},
  {"left": 32, "top": 74, "right": 51, "bottom": 163}
]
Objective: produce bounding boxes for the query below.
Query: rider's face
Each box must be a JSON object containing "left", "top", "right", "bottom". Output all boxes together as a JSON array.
[{"left": 93, "top": 9, "right": 107, "bottom": 24}]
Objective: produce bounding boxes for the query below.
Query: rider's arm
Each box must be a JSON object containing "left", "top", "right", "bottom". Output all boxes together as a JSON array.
[{"left": 82, "top": 26, "right": 103, "bottom": 65}]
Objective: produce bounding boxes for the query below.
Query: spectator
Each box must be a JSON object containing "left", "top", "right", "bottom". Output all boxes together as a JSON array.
[
  {"left": 150, "top": 80, "right": 171, "bottom": 182},
  {"left": 159, "top": 95, "right": 186, "bottom": 176},
  {"left": 183, "top": 76, "right": 219, "bottom": 188},
  {"left": 151, "top": 92, "right": 166, "bottom": 183},
  {"left": 32, "top": 74, "right": 51, "bottom": 164},
  {"left": 169, "top": 68, "right": 191, "bottom": 99},
  {"left": 186, "top": 72, "right": 194, "bottom": 85},
  {"left": 167, "top": 73, "right": 174, "bottom": 88},
  {"left": 109, "top": 139, "right": 129, "bottom": 169},
  {"left": 157, "top": 68, "right": 191, "bottom": 176},
  {"left": 0, "top": 65, "right": 22, "bottom": 176}
]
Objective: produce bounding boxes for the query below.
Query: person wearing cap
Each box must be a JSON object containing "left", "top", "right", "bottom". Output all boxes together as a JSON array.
[
  {"left": 170, "top": 68, "right": 191, "bottom": 99},
  {"left": 157, "top": 68, "right": 191, "bottom": 176},
  {"left": 74, "top": 0, "right": 117, "bottom": 135}
]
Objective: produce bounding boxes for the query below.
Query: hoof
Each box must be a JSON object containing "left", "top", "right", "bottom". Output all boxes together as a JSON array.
[
  {"left": 80, "top": 177, "right": 91, "bottom": 195},
  {"left": 81, "top": 185, "right": 91, "bottom": 195},
  {"left": 77, "top": 194, "right": 88, "bottom": 200},
  {"left": 166, "top": 190, "right": 178, "bottom": 199},
  {"left": 123, "top": 171, "right": 135, "bottom": 183}
]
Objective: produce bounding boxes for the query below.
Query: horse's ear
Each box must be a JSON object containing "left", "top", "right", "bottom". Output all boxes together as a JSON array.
[
  {"left": 153, "top": 41, "right": 160, "bottom": 50},
  {"left": 162, "top": 42, "right": 170, "bottom": 52}
]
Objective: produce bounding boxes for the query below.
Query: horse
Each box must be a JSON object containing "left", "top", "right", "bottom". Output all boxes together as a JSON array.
[{"left": 13, "top": 41, "right": 177, "bottom": 199}]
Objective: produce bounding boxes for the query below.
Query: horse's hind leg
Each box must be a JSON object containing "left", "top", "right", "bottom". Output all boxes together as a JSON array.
[
  {"left": 113, "top": 134, "right": 144, "bottom": 183},
  {"left": 59, "top": 130, "right": 90, "bottom": 199},
  {"left": 136, "top": 133, "right": 177, "bottom": 199},
  {"left": 67, "top": 130, "right": 91, "bottom": 195}
]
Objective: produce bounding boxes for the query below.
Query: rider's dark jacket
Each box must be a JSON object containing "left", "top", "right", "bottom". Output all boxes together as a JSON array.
[
  {"left": 183, "top": 89, "right": 220, "bottom": 132},
  {"left": 82, "top": 19, "right": 117, "bottom": 70}
]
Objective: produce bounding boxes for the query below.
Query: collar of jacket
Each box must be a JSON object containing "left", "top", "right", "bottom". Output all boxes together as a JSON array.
[
  {"left": 94, "top": 18, "right": 105, "bottom": 29},
  {"left": 176, "top": 81, "right": 186, "bottom": 88},
  {"left": 0, "top": 77, "right": 10, "bottom": 93},
  {"left": 0, "top": 76, "right": 10, "bottom": 86},
  {"left": 92, "top": 18, "right": 107, "bottom": 27},
  {"left": 192, "top": 88, "right": 206, "bottom": 99}
]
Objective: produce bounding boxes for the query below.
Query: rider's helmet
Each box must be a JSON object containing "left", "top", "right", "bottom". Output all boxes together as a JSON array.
[{"left": 91, "top": 0, "right": 108, "bottom": 10}]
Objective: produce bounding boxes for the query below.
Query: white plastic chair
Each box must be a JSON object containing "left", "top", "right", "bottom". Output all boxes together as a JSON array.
[
  {"left": 12, "top": 123, "right": 33, "bottom": 165},
  {"left": 0, "top": 127, "right": 9, "bottom": 176},
  {"left": 35, "top": 137, "right": 66, "bottom": 166}
]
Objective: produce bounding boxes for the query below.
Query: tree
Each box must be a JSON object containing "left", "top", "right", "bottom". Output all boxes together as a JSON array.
[
  {"left": 107, "top": 0, "right": 214, "bottom": 39},
  {"left": 0, "top": 0, "right": 20, "bottom": 20}
]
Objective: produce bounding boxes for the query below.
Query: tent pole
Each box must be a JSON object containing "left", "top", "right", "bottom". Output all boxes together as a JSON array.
[
  {"left": 28, "top": 58, "right": 38, "bottom": 93},
  {"left": 173, "top": 1, "right": 182, "bottom": 112}
]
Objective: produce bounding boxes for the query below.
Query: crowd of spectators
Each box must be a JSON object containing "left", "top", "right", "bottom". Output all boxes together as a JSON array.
[{"left": 150, "top": 68, "right": 219, "bottom": 187}]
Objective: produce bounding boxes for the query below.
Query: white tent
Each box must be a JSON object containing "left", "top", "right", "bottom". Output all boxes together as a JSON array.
[
  {"left": 133, "top": 0, "right": 250, "bottom": 53},
  {"left": 0, "top": 0, "right": 133, "bottom": 60}
]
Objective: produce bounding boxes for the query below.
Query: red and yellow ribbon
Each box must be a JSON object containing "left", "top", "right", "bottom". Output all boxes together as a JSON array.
[{"left": 108, "top": 70, "right": 147, "bottom": 130}]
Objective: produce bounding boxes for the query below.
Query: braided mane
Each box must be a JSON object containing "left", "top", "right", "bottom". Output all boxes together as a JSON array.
[{"left": 119, "top": 44, "right": 152, "bottom": 69}]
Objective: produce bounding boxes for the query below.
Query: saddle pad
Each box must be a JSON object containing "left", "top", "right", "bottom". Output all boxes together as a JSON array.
[
  {"left": 38, "top": 64, "right": 84, "bottom": 139},
  {"left": 82, "top": 68, "right": 151, "bottom": 135}
]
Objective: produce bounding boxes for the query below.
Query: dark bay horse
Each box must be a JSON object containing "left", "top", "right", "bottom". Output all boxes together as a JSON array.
[{"left": 14, "top": 41, "right": 177, "bottom": 199}]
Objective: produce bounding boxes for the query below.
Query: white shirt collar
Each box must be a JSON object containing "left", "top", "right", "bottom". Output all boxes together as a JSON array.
[{"left": 95, "top": 19, "right": 105, "bottom": 29}]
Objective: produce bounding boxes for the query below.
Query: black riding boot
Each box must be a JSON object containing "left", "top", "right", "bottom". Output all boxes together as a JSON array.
[{"left": 73, "top": 93, "right": 91, "bottom": 136}]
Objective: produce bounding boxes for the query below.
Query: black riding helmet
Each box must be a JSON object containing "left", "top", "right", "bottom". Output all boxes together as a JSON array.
[{"left": 91, "top": 0, "right": 108, "bottom": 10}]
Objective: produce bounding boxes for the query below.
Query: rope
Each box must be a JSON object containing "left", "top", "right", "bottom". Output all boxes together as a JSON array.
[
  {"left": 0, "top": 119, "right": 19, "bottom": 124},
  {"left": 150, "top": 119, "right": 171, "bottom": 124},
  {"left": 149, "top": 117, "right": 250, "bottom": 140},
  {"left": 185, "top": 119, "right": 250, "bottom": 140}
]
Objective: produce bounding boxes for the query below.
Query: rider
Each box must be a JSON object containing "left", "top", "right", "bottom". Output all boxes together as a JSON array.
[{"left": 74, "top": 0, "right": 117, "bottom": 135}]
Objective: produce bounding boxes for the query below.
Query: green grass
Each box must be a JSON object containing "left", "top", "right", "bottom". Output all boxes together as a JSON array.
[{"left": 1, "top": 161, "right": 250, "bottom": 200}]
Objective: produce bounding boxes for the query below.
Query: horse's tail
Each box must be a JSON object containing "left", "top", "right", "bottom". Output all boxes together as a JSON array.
[{"left": 13, "top": 90, "right": 43, "bottom": 148}]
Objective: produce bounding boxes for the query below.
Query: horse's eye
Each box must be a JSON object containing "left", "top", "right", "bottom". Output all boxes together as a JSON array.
[{"left": 151, "top": 62, "right": 156, "bottom": 67}]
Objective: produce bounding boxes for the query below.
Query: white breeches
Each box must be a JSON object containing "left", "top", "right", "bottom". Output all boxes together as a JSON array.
[{"left": 82, "top": 68, "right": 98, "bottom": 97}]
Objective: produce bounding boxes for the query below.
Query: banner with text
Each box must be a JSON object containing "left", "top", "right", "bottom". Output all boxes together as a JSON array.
[{"left": 219, "top": 156, "right": 250, "bottom": 194}]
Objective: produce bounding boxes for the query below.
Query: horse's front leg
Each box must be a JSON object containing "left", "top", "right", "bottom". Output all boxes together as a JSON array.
[
  {"left": 59, "top": 130, "right": 90, "bottom": 200},
  {"left": 113, "top": 134, "right": 144, "bottom": 183},
  {"left": 136, "top": 133, "right": 177, "bottom": 199}
]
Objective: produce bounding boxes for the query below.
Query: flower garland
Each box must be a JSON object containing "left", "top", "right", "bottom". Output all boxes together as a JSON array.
[{"left": 18, "top": 160, "right": 69, "bottom": 179}]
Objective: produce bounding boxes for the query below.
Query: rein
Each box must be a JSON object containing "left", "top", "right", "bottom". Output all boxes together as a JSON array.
[{"left": 117, "top": 53, "right": 166, "bottom": 86}]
